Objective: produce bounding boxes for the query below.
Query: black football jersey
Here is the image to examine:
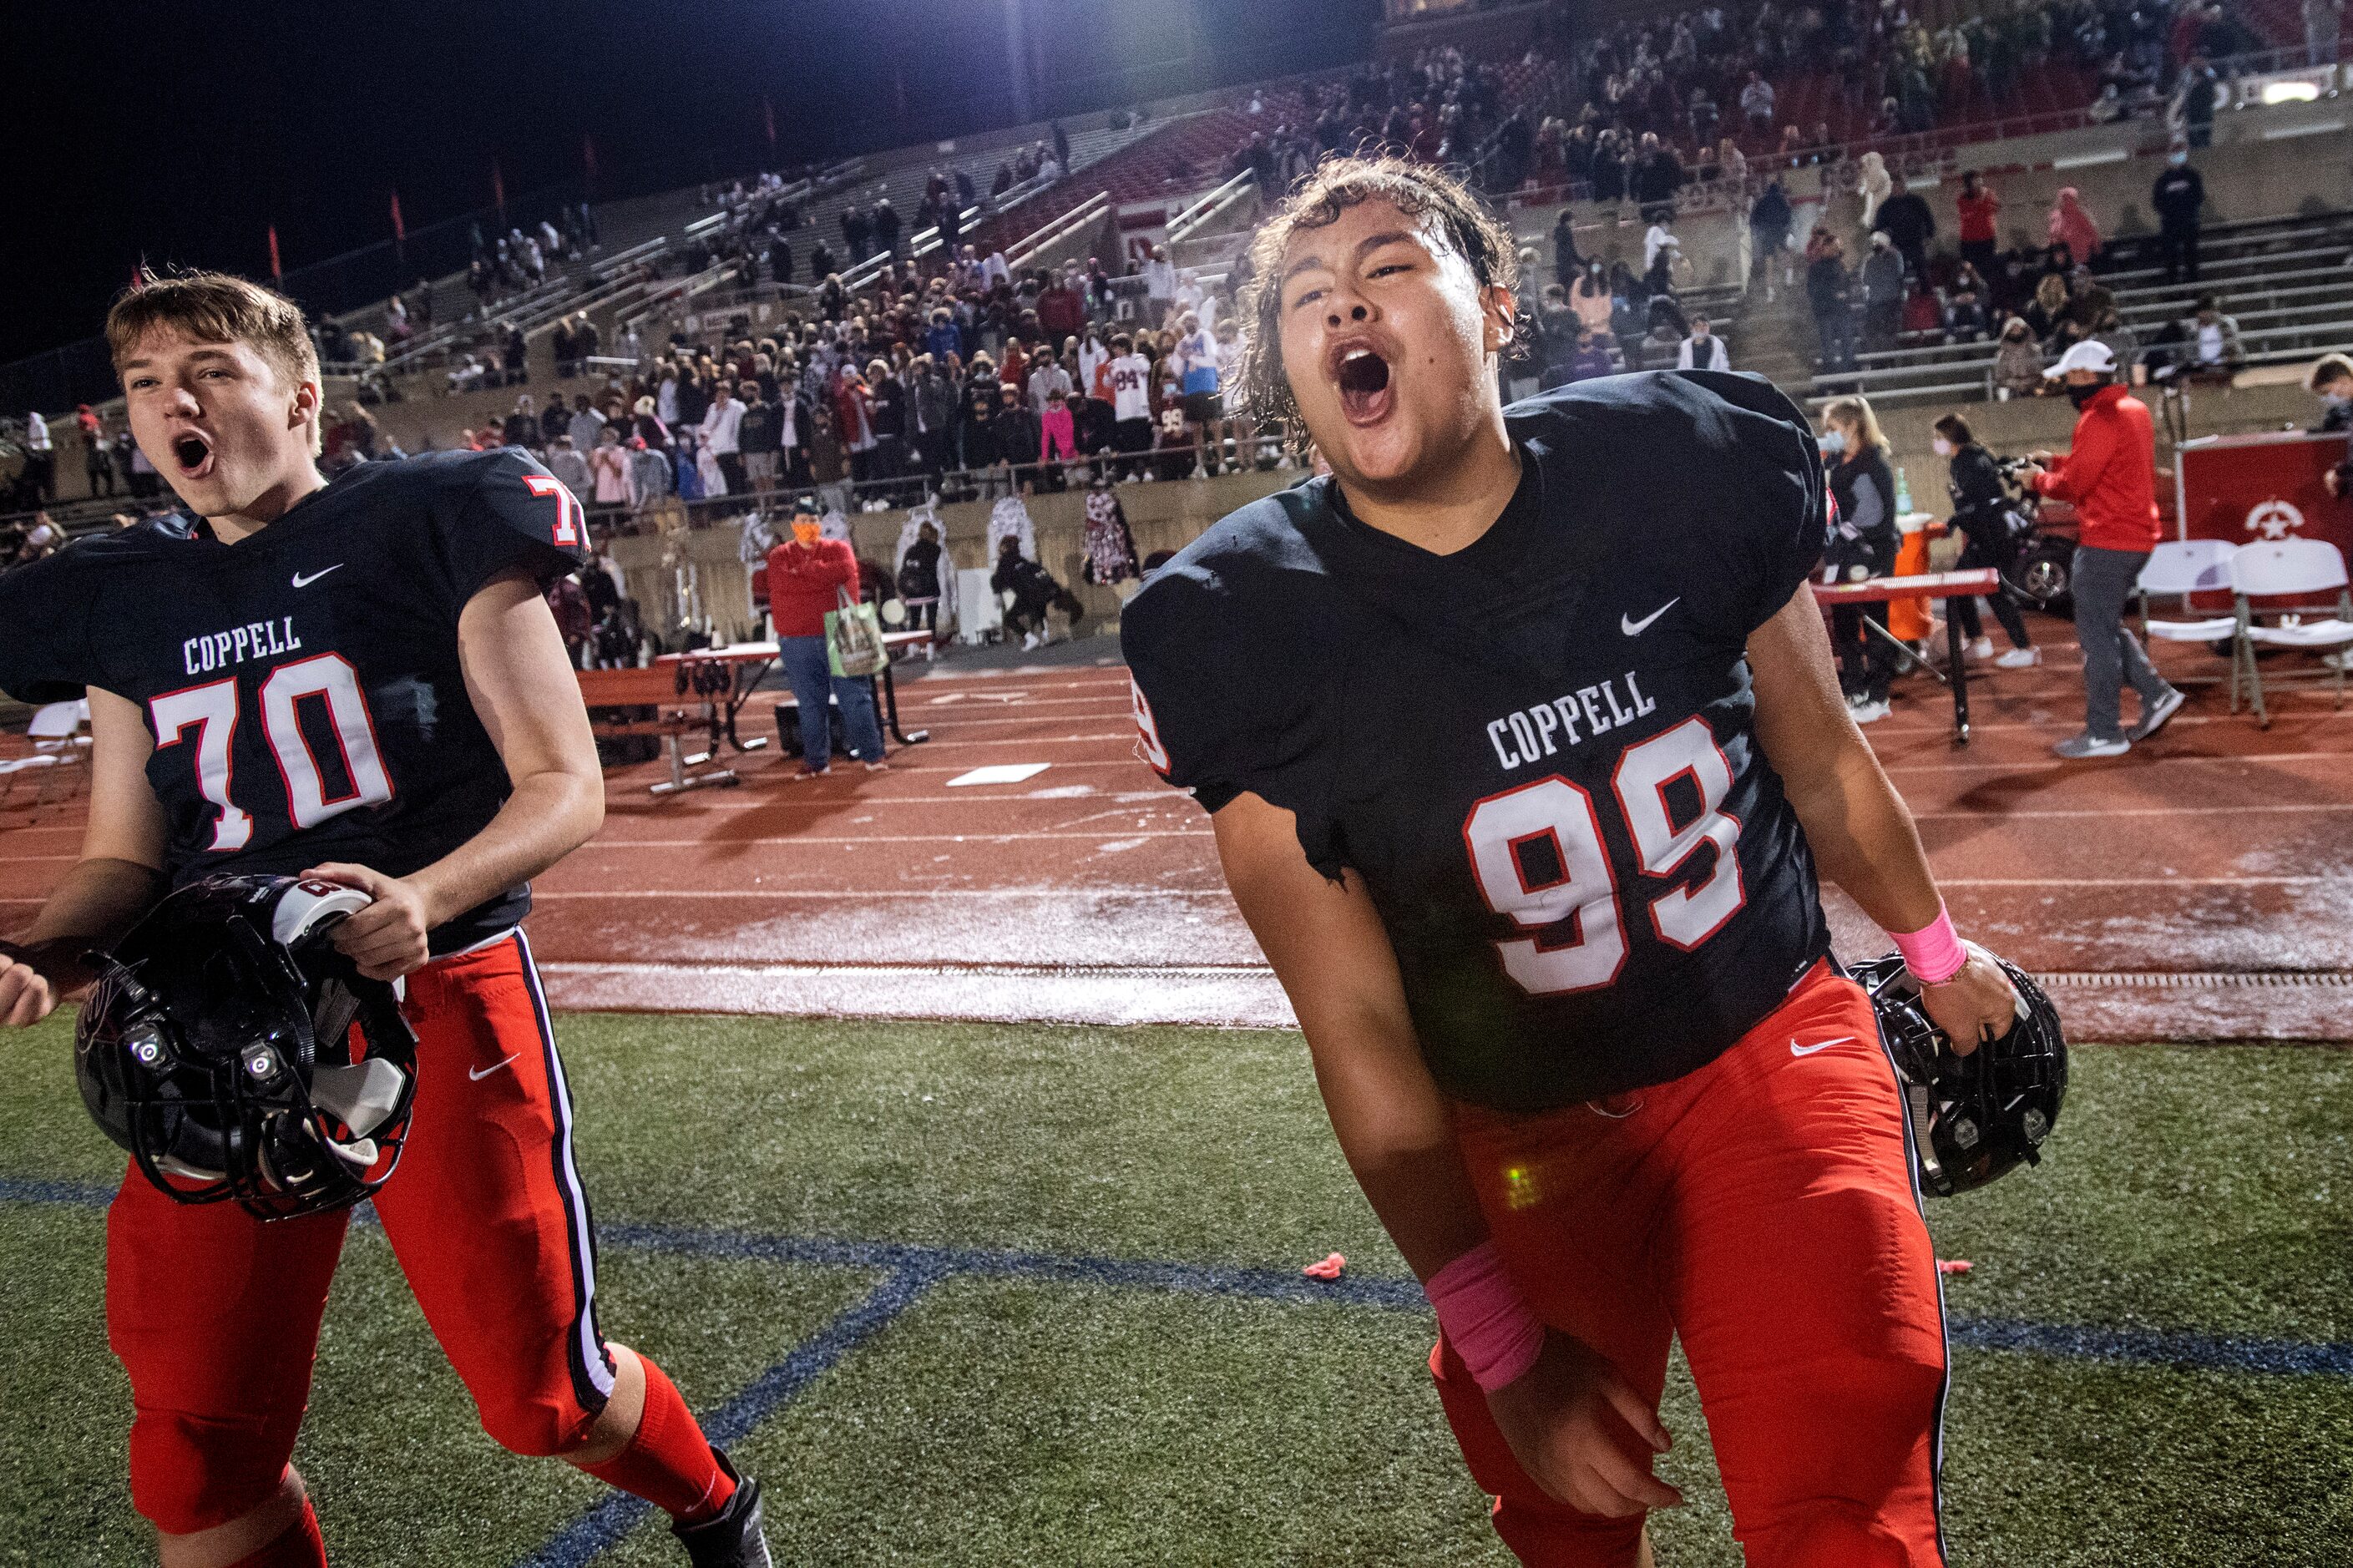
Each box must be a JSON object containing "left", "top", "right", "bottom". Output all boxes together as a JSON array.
[
  {"left": 0, "top": 448, "right": 589, "bottom": 953},
  {"left": 1122, "top": 372, "right": 1832, "bottom": 1111}
]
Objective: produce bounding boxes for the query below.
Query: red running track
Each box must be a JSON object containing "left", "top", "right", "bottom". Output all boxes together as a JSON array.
[{"left": 3, "top": 634, "right": 2348, "bottom": 1040}]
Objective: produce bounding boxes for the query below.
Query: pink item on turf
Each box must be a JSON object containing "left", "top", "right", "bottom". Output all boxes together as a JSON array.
[
  {"left": 1892, "top": 901, "right": 1968, "bottom": 985},
  {"left": 1937, "top": 1259, "right": 1973, "bottom": 1276},
  {"left": 1302, "top": 1252, "right": 1347, "bottom": 1280},
  {"left": 1425, "top": 1242, "right": 1546, "bottom": 1392}
]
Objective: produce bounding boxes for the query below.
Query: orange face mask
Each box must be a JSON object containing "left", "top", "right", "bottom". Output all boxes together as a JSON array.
[{"left": 792, "top": 519, "right": 822, "bottom": 547}]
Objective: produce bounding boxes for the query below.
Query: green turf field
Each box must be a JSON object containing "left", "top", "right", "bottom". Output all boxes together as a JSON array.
[{"left": 2, "top": 1013, "right": 2347, "bottom": 1566}]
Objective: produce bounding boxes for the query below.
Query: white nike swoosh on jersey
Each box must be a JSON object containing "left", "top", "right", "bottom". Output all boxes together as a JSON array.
[
  {"left": 1789, "top": 1035, "right": 1855, "bottom": 1057},
  {"left": 468, "top": 1053, "right": 519, "bottom": 1081},
  {"left": 291, "top": 564, "right": 345, "bottom": 589},
  {"left": 1621, "top": 597, "right": 1680, "bottom": 636}
]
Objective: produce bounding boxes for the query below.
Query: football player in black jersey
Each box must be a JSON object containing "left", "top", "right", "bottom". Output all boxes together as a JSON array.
[
  {"left": 1122, "top": 160, "right": 2021, "bottom": 1567},
  {"left": 0, "top": 275, "right": 769, "bottom": 1568}
]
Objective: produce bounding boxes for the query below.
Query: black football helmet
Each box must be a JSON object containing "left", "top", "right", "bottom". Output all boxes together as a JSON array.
[
  {"left": 75, "top": 874, "right": 419, "bottom": 1220},
  {"left": 1851, "top": 949, "right": 2067, "bottom": 1198}
]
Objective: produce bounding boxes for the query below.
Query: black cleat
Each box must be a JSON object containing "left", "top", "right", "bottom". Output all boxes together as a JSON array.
[{"left": 673, "top": 1449, "right": 772, "bottom": 1568}]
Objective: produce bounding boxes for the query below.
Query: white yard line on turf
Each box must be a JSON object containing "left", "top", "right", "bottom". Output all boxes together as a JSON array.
[{"left": 945, "top": 762, "right": 1054, "bottom": 786}]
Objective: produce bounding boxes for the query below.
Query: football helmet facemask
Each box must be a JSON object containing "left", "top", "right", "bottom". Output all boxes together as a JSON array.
[
  {"left": 75, "top": 874, "right": 419, "bottom": 1221},
  {"left": 1851, "top": 949, "right": 2067, "bottom": 1198}
]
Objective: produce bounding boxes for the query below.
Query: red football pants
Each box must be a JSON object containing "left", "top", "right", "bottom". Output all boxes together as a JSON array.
[
  {"left": 106, "top": 932, "right": 615, "bottom": 1535},
  {"left": 1433, "top": 960, "right": 1949, "bottom": 1568}
]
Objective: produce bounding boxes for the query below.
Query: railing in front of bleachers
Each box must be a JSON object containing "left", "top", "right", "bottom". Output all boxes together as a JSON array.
[{"left": 567, "top": 432, "right": 1303, "bottom": 541}]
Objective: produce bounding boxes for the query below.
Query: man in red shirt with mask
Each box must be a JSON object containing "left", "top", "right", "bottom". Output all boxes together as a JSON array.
[
  {"left": 2025, "top": 339, "right": 2183, "bottom": 757},
  {"left": 765, "top": 498, "right": 887, "bottom": 777}
]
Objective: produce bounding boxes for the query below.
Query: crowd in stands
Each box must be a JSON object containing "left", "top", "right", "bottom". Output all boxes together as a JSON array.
[
  {"left": 1509, "top": 0, "right": 2285, "bottom": 205},
  {"left": 1796, "top": 153, "right": 2263, "bottom": 389},
  {"left": 421, "top": 247, "right": 1275, "bottom": 524}
]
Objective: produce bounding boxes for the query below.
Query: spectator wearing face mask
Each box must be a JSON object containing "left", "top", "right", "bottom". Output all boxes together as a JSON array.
[
  {"left": 2152, "top": 149, "right": 2205, "bottom": 285},
  {"left": 1992, "top": 317, "right": 2042, "bottom": 400},
  {"left": 2047, "top": 188, "right": 2103, "bottom": 265},
  {"left": 1872, "top": 176, "right": 1936, "bottom": 286},
  {"left": 589, "top": 427, "right": 632, "bottom": 508},
  {"left": 1568, "top": 326, "right": 1617, "bottom": 382},
  {"left": 2178, "top": 294, "right": 2244, "bottom": 376},
  {"left": 1027, "top": 346, "right": 1073, "bottom": 416},
  {"left": 700, "top": 380, "right": 747, "bottom": 494},
  {"left": 1859, "top": 232, "right": 1908, "bottom": 352},
  {"left": 1103, "top": 333, "right": 1153, "bottom": 477},
  {"left": 1819, "top": 396, "right": 1901, "bottom": 723},
  {"left": 994, "top": 382, "right": 1042, "bottom": 487},
  {"left": 2310, "top": 353, "right": 2353, "bottom": 498},
  {"left": 1038, "top": 389, "right": 1078, "bottom": 492},
  {"left": 2022, "top": 341, "right": 2181, "bottom": 758},
  {"left": 1173, "top": 311, "right": 1221, "bottom": 476},
  {"left": 1955, "top": 171, "right": 2000, "bottom": 288},
  {"left": 1806, "top": 230, "right": 1857, "bottom": 372},
  {"left": 991, "top": 534, "right": 1085, "bottom": 651},
  {"left": 1677, "top": 315, "right": 1729, "bottom": 372},
  {"left": 546, "top": 433, "right": 592, "bottom": 500},
  {"left": 767, "top": 500, "right": 888, "bottom": 776},
  {"left": 1931, "top": 412, "right": 2037, "bottom": 669}
]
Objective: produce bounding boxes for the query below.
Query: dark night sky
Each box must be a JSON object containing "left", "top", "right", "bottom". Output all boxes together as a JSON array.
[{"left": 0, "top": 0, "right": 1379, "bottom": 370}]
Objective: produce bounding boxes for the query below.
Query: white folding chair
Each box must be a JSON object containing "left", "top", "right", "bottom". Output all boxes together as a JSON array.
[
  {"left": 22, "top": 701, "right": 90, "bottom": 803},
  {"left": 0, "top": 754, "right": 64, "bottom": 809},
  {"left": 2135, "top": 539, "right": 2239, "bottom": 648},
  {"left": 2227, "top": 538, "right": 2353, "bottom": 727}
]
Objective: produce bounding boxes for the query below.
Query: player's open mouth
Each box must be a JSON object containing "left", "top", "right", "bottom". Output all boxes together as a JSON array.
[
  {"left": 173, "top": 434, "right": 215, "bottom": 479},
  {"left": 1333, "top": 346, "right": 1393, "bottom": 427}
]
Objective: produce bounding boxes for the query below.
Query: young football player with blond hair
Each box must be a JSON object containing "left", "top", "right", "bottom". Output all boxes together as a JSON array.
[{"left": 0, "top": 273, "right": 769, "bottom": 1568}]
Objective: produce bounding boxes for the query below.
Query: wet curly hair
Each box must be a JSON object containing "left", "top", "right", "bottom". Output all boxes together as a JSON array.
[{"left": 1231, "top": 155, "right": 1523, "bottom": 427}]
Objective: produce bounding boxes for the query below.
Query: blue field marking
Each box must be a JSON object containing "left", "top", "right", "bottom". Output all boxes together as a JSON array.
[
  {"left": 5, "top": 1176, "right": 2349, "bottom": 1383},
  {"left": 1950, "top": 1316, "right": 2353, "bottom": 1378},
  {"left": 601, "top": 1218, "right": 1433, "bottom": 1312},
  {"left": 515, "top": 1259, "right": 951, "bottom": 1568}
]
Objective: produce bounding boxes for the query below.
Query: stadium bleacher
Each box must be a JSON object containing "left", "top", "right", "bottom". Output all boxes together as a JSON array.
[{"left": 1808, "top": 210, "right": 2353, "bottom": 406}]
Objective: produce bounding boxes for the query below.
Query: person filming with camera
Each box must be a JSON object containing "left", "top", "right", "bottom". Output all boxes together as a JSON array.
[{"left": 2021, "top": 340, "right": 2183, "bottom": 757}]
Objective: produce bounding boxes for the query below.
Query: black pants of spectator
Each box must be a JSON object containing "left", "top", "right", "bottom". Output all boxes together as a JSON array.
[
  {"left": 2158, "top": 221, "right": 2200, "bottom": 284},
  {"left": 1111, "top": 417, "right": 1153, "bottom": 478},
  {"left": 716, "top": 452, "right": 748, "bottom": 495},
  {"left": 26, "top": 453, "right": 54, "bottom": 502},
  {"left": 1814, "top": 306, "right": 1858, "bottom": 372},
  {"left": 1960, "top": 239, "right": 1997, "bottom": 287},
  {"left": 1863, "top": 299, "right": 1903, "bottom": 352},
  {"left": 1152, "top": 437, "right": 1196, "bottom": 483},
  {"left": 1951, "top": 519, "right": 2032, "bottom": 650},
  {"left": 1830, "top": 602, "right": 1895, "bottom": 704},
  {"left": 86, "top": 454, "right": 114, "bottom": 498},
  {"left": 1077, "top": 399, "right": 1116, "bottom": 458},
  {"left": 868, "top": 435, "right": 907, "bottom": 502}
]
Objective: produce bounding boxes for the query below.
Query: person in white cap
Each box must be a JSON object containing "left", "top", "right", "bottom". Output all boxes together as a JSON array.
[{"left": 2022, "top": 338, "right": 2184, "bottom": 757}]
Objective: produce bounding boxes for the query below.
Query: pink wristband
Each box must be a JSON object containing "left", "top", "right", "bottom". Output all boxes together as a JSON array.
[
  {"left": 1425, "top": 1242, "right": 1546, "bottom": 1393},
  {"left": 1892, "top": 900, "right": 1968, "bottom": 985}
]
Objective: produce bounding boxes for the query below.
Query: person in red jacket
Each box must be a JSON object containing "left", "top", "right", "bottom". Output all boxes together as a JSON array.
[
  {"left": 2025, "top": 340, "right": 2183, "bottom": 757},
  {"left": 765, "top": 498, "right": 887, "bottom": 776},
  {"left": 1955, "top": 169, "right": 2000, "bottom": 294},
  {"left": 1036, "top": 270, "right": 1086, "bottom": 341}
]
